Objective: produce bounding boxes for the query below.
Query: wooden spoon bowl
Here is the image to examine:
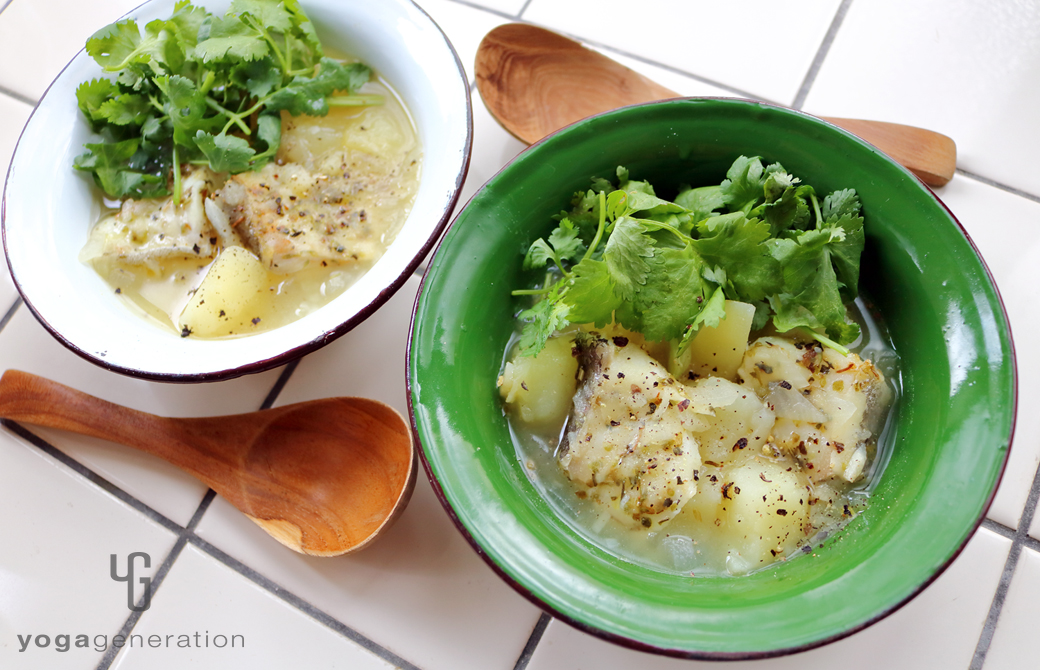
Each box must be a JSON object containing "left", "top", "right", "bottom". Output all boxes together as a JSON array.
[
  {"left": 475, "top": 23, "right": 957, "bottom": 187},
  {"left": 0, "top": 370, "right": 416, "bottom": 556}
]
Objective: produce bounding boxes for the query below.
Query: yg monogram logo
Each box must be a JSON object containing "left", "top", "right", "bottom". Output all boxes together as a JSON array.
[{"left": 110, "top": 552, "right": 152, "bottom": 612}]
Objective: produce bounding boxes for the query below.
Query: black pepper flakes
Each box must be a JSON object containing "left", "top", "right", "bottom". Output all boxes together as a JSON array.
[
  {"left": 779, "top": 380, "right": 792, "bottom": 390},
  {"left": 612, "top": 336, "right": 629, "bottom": 347},
  {"left": 733, "top": 437, "right": 748, "bottom": 451},
  {"left": 776, "top": 509, "right": 788, "bottom": 516}
]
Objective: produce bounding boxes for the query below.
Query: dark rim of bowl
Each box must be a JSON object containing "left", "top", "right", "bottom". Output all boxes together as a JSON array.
[
  {"left": 1, "top": 0, "right": 472, "bottom": 384},
  {"left": 405, "top": 96, "right": 1018, "bottom": 660}
]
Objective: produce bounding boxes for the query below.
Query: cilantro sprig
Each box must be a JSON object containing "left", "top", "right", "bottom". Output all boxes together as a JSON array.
[
  {"left": 74, "top": 0, "right": 382, "bottom": 203},
  {"left": 514, "top": 158, "right": 866, "bottom": 357}
]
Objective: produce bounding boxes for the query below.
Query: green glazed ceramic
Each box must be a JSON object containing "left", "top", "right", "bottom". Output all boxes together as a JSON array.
[{"left": 407, "top": 98, "right": 1015, "bottom": 658}]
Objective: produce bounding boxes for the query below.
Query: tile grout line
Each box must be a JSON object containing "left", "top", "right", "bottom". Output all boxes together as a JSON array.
[
  {"left": 982, "top": 518, "right": 1015, "bottom": 541},
  {"left": 441, "top": 0, "right": 523, "bottom": 21},
  {"left": 94, "top": 533, "right": 191, "bottom": 670},
  {"left": 0, "top": 83, "right": 36, "bottom": 108},
  {"left": 186, "top": 533, "right": 423, "bottom": 670},
  {"left": 575, "top": 37, "right": 768, "bottom": 103},
  {"left": 512, "top": 613, "right": 551, "bottom": 670},
  {"left": 439, "top": 0, "right": 767, "bottom": 102},
  {"left": 0, "top": 297, "right": 21, "bottom": 334},
  {"left": 95, "top": 488, "right": 217, "bottom": 669},
  {"left": 969, "top": 456, "right": 1040, "bottom": 669},
  {"left": 259, "top": 359, "right": 300, "bottom": 410},
  {"left": 791, "top": 0, "right": 853, "bottom": 110},
  {"left": 1, "top": 419, "right": 184, "bottom": 535},
  {"left": 955, "top": 168, "right": 1040, "bottom": 205}
]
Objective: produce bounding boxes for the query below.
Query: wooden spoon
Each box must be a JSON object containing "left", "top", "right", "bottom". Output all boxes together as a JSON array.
[
  {"left": 475, "top": 23, "right": 957, "bottom": 187},
  {"left": 0, "top": 369, "right": 416, "bottom": 557}
]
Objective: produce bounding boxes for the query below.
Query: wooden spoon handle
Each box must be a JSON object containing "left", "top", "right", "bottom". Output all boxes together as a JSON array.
[
  {"left": 0, "top": 369, "right": 165, "bottom": 443},
  {"left": 0, "top": 369, "right": 217, "bottom": 473},
  {"left": 476, "top": 23, "right": 957, "bottom": 187},
  {"left": 820, "top": 117, "right": 957, "bottom": 188}
]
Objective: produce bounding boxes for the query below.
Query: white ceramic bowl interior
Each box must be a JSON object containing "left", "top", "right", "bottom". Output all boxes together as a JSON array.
[{"left": 1, "top": 0, "right": 471, "bottom": 381}]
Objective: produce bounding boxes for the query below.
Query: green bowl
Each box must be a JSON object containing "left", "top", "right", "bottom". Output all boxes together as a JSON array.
[{"left": 407, "top": 98, "right": 1015, "bottom": 658}]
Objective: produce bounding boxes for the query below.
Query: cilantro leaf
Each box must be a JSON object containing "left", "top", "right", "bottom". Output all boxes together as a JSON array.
[
  {"left": 822, "top": 188, "right": 861, "bottom": 222},
  {"left": 548, "top": 219, "right": 585, "bottom": 264},
  {"left": 97, "top": 93, "right": 153, "bottom": 126},
  {"left": 720, "top": 155, "right": 766, "bottom": 213},
  {"left": 674, "top": 185, "right": 725, "bottom": 223},
  {"left": 769, "top": 229, "right": 860, "bottom": 344},
  {"left": 517, "top": 284, "right": 571, "bottom": 355},
  {"left": 603, "top": 216, "right": 655, "bottom": 302},
  {"left": 511, "top": 162, "right": 869, "bottom": 356},
  {"left": 194, "top": 13, "right": 269, "bottom": 63},
  {"left": 628, "top": 242, "right": 712, "bottom": 342},
  {"left": 194, "top": 130, "right": 255, "bottom": 172},
  {"left": 266, "top": 59, "right": 372, "bottom": 116},
  {"left": 75, "top": 0, "right": 378, "bottom": 202},
  {"left": 693, "top": 212, "right": 781, "bottom": 302},
  {"left": 755, "top": 183, "right": 814, "bottom": 235},
  {"left": 231, "top": 0, "right": 293, "bottom": 33},
  {"left": 825, "top": 214, "right": 865, "bottom": 299},
  {"left": 86, "top": 20, "right": 152, "bottom": 72},
  {"left": 675, "top": 286, "right": 728, "bottom": 355},
  {"left": 76, "top": 79, "right": 121, "bottom": 127},
  {"left": 565, "top": 259, "right": 620, "bottom": 327},
  {"left": 74, "top": 139, "right": 167, "bottom": 199},
  {"left": 523, "top": 239, "right": 555, "bottom": 271}
]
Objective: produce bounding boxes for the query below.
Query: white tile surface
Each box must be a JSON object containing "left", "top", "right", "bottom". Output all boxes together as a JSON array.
[
  {"left": 932, "top": 176, "right": 1040, "bottom": 531},
  {"left": 420, "top": 0, "right": 516, "bottom": 85},
  {"left": 0, "top": 429, "right": 177, "bottom": 669},
  {"left": 0, "top": 92, "right": 33, "bottom": 306},
  {"left": 526, "top": 527, "right": 1010, "bottom": 669},
  {"left": 194, "top": 275, "right": 544, "bottom": 670},
  {"left": 457, "top": 0, "right": 528, "bottom": 17},
  {"left": 983, "top": 546, "right": 1040, "bottom": 670},
  {"left": 3, "top": 0, "right": 1040, "bottom": 667},
  {"left": 0, "top": 306, "right": 284, "bottom": 527},
  {"left": 109, "top": 544, "right": 397, "bottom": 670},
  {"left": 523, "top": 0, "right": 843, "bottom": 104},
  {"left": 0, "top": 0, "right": 144, "bottom": 102},
  {"left": 602, "top": 49, "right": 737, "bottom": 100},
  {"left": 803, "top": 0, "right": 1040, "bottom": 197}
]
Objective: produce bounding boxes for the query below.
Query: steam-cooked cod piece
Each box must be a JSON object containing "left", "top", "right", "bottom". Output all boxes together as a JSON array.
[
  {"left": 79, "top": 167, "right": 223, "bottom": 268},
  {"left": 737, "top": 337, "right": 890, "bottom": 483},
  {"left": 214, "top": 149, "right": 417, "bottom": 274},
  {"left": 560, "top": 334, "right": 705, "bottom": 530}
]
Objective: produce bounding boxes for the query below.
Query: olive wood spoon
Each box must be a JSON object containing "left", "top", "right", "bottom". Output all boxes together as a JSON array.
[
  {"left": 475, "top": 23, "right": 957, "bottom": 187},
  {"left": 0, "top": 369, "right": 416, "bottom": 557}
]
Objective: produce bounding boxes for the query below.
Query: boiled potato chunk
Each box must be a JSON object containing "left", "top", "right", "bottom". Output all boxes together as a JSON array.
[
  {"left": 671, "top": 300, "right": 756, "bottom": 381},
  {"left": 179, "top": 246, "right": 269, "bottom": 337},
  {"left": 719, "top": 457, "right": 810, "bottom": 574},
  {"left": 688, "top": 377, "right": 775, "bottom": 464},
  {"left": 498, "top": 336, "right": 578, "bottom": 427}
]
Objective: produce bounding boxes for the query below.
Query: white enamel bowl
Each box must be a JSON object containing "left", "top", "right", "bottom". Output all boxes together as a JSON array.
[{"left": 2, "top": 0, "right": 471, "bottom": 382}]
